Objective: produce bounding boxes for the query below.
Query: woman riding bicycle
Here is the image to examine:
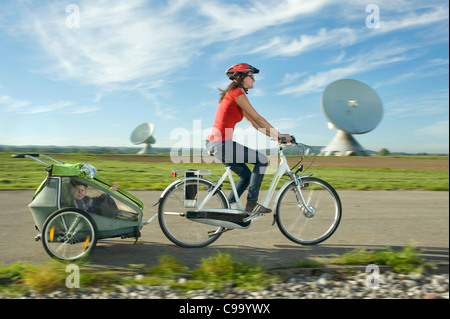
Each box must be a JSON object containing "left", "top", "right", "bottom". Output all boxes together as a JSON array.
[{"left": 206, "top": 63, "right": 292, "bottom": 214}]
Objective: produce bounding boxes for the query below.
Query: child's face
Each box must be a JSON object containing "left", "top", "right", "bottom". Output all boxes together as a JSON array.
[{"left": 73, "top": 185, "right": 87, "bottom": 200}]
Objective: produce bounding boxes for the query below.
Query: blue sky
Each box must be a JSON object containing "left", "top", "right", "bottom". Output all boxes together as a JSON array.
[{"left": 0, "top": 0, "right": 448, "bottom": 154}]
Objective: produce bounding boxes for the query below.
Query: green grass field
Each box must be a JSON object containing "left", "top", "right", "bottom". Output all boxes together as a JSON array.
[{"left": 0, "top": 153, "right": 448, "bottom": 191}]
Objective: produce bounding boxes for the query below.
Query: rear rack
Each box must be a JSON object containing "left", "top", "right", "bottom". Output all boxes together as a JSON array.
[{"left": 171, "top": 169, "right": 212, "bottom": 178}]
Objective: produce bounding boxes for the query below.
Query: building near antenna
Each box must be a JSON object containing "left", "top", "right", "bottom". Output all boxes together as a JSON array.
[{"left": 320, "top": 79, "right": 383, "bottom": 156}]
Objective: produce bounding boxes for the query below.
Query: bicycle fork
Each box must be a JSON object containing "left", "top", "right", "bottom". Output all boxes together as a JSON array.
[
  {"left": 271, "top": 174, "right": 315, "bottom": 226},
  {"left": 292, "top": 174, "right": 316, "bottom": 217}
]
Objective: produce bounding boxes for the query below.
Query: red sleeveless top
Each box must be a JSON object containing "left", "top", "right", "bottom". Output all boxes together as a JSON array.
[{"left": 207, "top": 89, "right": 245, "bottom": 141}]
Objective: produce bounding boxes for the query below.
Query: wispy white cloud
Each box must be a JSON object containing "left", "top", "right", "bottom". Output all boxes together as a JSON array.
[
  {"left": 9, "top": 0, "right": 333, "bottom": 93},
  {"left": 25, "top": 0, "right": 195, "bottom": 87},
  {"left": 7, "top": 0, "right": 446, "bottom": 101},
  {"left": 25, "top": 100, "right": 73, "bottom": 114},
  {"left": 249, "top": 3, "right": 448, "bottom": 97},
  {"left": 379, "top": 5, "right": 449, "bottom": 32},
  {"left": 251, "top": 28, "right": 358, "bottom": 57},
  {"left": 248, "top": 3, "right": 447, "bottom": 58},
  {"left": 272, "top": 114, "right": 318, "bottom": 131},
  {"left": 67, "top": 106, "right": 102, "bottom": 115},
  {"left": 197, "top": 0, "right": 330, "bottom": 38},
  {"left": 416, "top": 120, "right": 449, "bottom": 137},
  {"left": 278, "top": 45, "right": 410, "bottom": 96},
  {"left": 428, "top": 58, "right": 449, "bottom": 66},
  {"left": 373, "top": 72, "right": 417, "bottom": 88},
  {"left": 281, "top": 72, "right": 308, "bottom": 85},
  {"left": 374, "top": 57, "right": 449, "bottom": 88},
  {"left": 386, "top": 89, "right": 449, "bottom": 118},
  {"left": 0, "top": 95, "right": 100, "bottom": 115},
  {"left": 0, "top": 95, "right": 31, "bottom": 111}
]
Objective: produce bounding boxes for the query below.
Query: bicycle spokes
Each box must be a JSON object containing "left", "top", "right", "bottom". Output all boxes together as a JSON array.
[{"left": 276, "top": 177, "right": 342, "bottom": 245}]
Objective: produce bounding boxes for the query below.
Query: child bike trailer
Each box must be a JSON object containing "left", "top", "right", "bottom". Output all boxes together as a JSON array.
[{"left": 13, "top": 154, "right": 144, "bottom": 262}]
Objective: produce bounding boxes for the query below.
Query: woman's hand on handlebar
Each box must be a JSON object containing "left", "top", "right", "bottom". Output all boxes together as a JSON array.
[{"left": 278, "top": 134, "right": 295, "bottom": 144}]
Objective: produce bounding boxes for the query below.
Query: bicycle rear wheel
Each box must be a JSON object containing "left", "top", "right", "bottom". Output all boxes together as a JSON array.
[
  {"left": 158, "top": 179, "right": 229, "bottom": 248},
  {"left": 275, "top": 177, "right": 341, "bottom": 245}
]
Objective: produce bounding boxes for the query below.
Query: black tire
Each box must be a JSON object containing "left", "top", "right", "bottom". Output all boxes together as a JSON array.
[{"left": 275, "top": 177, "right": 342, "bottom": 245}]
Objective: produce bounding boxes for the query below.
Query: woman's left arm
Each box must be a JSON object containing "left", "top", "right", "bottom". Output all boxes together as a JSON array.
[{"left": 237, "top": 94, "right": 291, "bottom": 142}]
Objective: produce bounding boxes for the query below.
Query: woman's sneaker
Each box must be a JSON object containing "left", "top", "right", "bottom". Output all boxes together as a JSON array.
[{"left": 246, "top": 200, "right": 271, "bottom": 214}]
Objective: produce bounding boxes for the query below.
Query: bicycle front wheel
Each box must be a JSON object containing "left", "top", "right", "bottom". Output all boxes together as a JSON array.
[
  {"left": 42, "top": 208, "right": 98, "bottom": 261},
  {"left": 158, "top": 178, "right": 229, "bottom": 248},
  {"left": 275, "top": 177, "right": 342, "bottom": 245}
]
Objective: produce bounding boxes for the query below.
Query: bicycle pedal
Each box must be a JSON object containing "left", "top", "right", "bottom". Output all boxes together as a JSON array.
[
  {"left": 208, "top": 228, "right": 232, "bottom": 237},
  {"left": 243, "top": 213, "right": 264, "bottom": 223}
]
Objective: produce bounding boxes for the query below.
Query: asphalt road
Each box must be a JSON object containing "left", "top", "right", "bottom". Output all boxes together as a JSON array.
[{"left": 0, "top": 190, "right": 448, "bottom": 269}]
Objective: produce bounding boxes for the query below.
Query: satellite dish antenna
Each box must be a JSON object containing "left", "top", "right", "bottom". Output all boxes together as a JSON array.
[
  {"left": 320, "top": 79, "right": 383, "bottom": 156},
  {"left": 130, "top": 123, "right": 156, "bottom": 154}
]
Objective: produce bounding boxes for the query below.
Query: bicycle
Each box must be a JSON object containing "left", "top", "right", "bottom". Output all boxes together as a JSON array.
[{"left": 157, "top": 137, "right": 342, "bottom": 248}]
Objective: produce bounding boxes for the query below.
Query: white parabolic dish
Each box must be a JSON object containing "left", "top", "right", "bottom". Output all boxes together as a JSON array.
[
  {"left": 321, "top": 79, "right": 383, "bottom": 134},
  {"left": 130, "top": 123, "right": 154, "bottom": 144},
  {"left": 130, "top": 123, "right": 156, "bottom": 154}
]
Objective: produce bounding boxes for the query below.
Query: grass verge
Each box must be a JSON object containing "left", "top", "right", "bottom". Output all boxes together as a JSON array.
[
  {"left": 327, "top": 243, "right": 434, "bottom": 274},
  {"left": 0, "top": 244, "right": 434, "bottom": 297}
]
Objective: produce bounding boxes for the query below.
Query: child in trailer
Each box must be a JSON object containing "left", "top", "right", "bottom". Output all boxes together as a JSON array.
[{"left": 70, "top": 179, "right": 119, "bottom": 216}]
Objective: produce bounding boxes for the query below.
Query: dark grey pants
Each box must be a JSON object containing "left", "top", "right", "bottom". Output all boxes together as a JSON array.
[{"left": 205, "top": 140, "right": 268, "bottom": 203}]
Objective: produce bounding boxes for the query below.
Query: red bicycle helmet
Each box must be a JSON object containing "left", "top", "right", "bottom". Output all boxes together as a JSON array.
[{"left": 226, "top": 63, "right": 259, "bottom": 80}]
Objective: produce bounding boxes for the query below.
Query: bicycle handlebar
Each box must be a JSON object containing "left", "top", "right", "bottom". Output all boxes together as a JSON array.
[{"left": 278, "top": 135, "right": 297, "bottom": 144}]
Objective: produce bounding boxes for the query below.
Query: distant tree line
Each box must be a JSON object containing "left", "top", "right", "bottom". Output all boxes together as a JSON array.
[{"left": 0, "top": 145, "right": 169, "bottom": 154}]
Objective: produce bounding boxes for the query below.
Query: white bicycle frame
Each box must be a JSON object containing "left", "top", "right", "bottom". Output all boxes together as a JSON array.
[
  {"left": 196, "top": 144, "right": 312, "bottom": 216},
  {"left": 144, "top": 143, "right": 313, "bottom": 226}
]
